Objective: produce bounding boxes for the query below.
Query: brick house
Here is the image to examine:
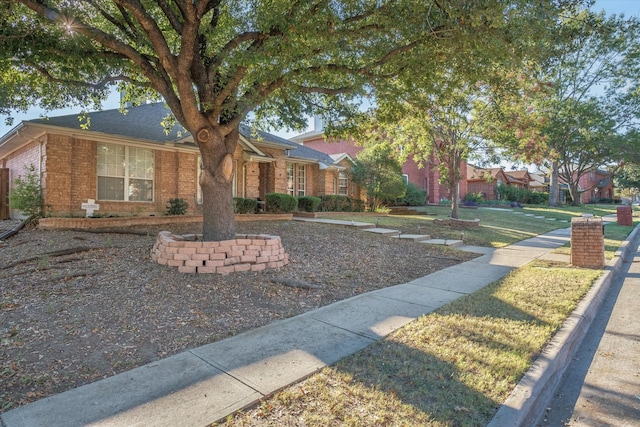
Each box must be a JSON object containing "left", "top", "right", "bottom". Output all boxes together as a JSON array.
[
  {"left": 291, "top": 124, "right": 458, "bottom": 204},
  {"left": 0, "top": 103, "right": 357, "bottom": 219},
  {"left": 466, "top": 165, "right": 511, "bottom": 200},
  {"left": 570, "top": 168, "right": 615, "bottom": 204},
  {"left": 504, "top": 169, "right": 532, "bottom": 189}
]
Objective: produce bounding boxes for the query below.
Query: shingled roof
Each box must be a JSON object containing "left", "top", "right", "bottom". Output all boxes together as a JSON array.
[{"left": 29, "top": 103, "right": 298, "bottom": 148}]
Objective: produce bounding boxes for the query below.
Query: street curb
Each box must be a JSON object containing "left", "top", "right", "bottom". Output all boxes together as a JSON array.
[{"left": 488, "top": 223, "right": 640, "bottom": 427}]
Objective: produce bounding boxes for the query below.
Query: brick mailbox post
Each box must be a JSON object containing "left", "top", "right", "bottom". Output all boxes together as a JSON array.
[
  {"left": 616, "top": 205, "right": 633, "bottom": 226},
  {"left": 571, "top": 216, "right": 604, "bottom": 269}
]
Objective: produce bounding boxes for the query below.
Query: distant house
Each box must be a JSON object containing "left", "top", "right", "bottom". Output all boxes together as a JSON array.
[
  {"left": 570, "top": 168, "right": 615, "bottom": 204},
  {"left": 528, "top": 172, "right": 548, "bottom": 193},
  {"left": 504, "top": 169, "right": 533, "bottom": 189},
  {"left": 291, "top": 122, "right": 457, "bottom": 204},
  {"left": 466, "top": 165, "right": 511, "bottom": 200},
  {"left": 0, "top": 103, "right": 357, "bottom": 219}
]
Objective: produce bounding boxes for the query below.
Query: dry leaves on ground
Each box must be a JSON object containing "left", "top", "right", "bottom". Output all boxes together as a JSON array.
[{"left": 0, "top": 219, "right": 477, "bottom": 413}]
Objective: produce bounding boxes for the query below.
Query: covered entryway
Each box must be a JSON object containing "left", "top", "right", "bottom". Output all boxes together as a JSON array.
[{"left": 0, "top": 168, "right": 9, "bottom": 220}]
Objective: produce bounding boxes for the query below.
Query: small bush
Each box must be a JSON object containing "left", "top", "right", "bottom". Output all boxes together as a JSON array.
[
  {"left": 394, "top": 182, "right": 426, "bottom": 206},
  {"left": 320, "top": 195, "right": 364, "bottom": 212},
  {"left": 297, "top": 196, "right": 321, "bottom": 212},
  {"left": 266, "top": 193, "right": 298, "bottom": 213},
  {"left": 164, "top": 198, "right": 189, "bottom": 215},
  {"left": 464, "top": 192, "right": 485, "bottom": 203},
  {"left": 597, "top": 197, "right": 621, "bottom": 204},
  {"left": 497, "top": 183, "right": 548, "bottom": 205},
  {"left": 233, "top": 197, "right": 258, "bottom": 214},
  {"left": 9, "top": 164, "right": 44, "bottom": 219}
]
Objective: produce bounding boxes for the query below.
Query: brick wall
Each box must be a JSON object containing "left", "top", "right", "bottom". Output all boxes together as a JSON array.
[
  {"left": 570, "top": 217, "right": 604, "bottom": 269},
  {"left": 37, "top": 213, "right": 293, "bottom": 229},
  {"left": 467, "top": 182, "right": 497, "bottom": 200},
  {"left": 70, "top": 139, "right": 97, "bottom": 213}
]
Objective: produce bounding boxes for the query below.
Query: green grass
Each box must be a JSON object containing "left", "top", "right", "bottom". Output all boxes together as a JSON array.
[
  {"left": 217, "top": 261, "right": 602, "bottom": 427},
  {"left": 213, "top": 204, "right": 634, "bottom": 427},
  {"left": 323, "top": 204, "right": 621, "bottom": 247}
]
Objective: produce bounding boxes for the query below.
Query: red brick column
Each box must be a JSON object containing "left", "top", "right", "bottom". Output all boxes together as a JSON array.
[
  {"left": 616, "top": 206, "right": 633, "bottom": 226},
  {"left": 571, "top": 217, "right": 604, "bottom": 269}
]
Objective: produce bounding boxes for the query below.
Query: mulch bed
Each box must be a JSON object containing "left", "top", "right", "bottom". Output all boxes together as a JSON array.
[{"left": 0, "top": 219, "right": 478, "bottom": 413}]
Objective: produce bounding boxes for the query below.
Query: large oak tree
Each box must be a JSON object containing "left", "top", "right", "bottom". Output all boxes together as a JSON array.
[
  {"left": 485, "top": 9, "right": 640, "bottom": 206},
  {"left": 1, "top": 0, "right": 580, "bottom": 240}
]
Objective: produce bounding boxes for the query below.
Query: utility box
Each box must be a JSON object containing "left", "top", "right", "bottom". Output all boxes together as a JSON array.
[
  {"left": 616, "top": 206, "right": 633, "bottom": 226},
  {"left": 571, "top": 217, "right": 605, "bottom": 269}
]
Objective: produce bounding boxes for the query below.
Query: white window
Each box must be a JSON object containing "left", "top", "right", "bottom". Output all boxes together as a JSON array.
[
  {"left": 338, "top": 170, "right": 348, "bottom": 195},
  {"left": 402, "top": 174, "right": 409, "bottom": 186},
  {"left": 197, "top": 157, "right": 203, "bottom": 204},
  {"left": 287, "top": 163, "right": 295, "bottom": 195},
  {"left": 232, "top": 160, "right": 238, "bottom": 197},
  {"left": 297, "top": 165, "right": 306, "bottom": 196},
  {"left": 97, "top": 143, "right": 154, "bottom": 201}
]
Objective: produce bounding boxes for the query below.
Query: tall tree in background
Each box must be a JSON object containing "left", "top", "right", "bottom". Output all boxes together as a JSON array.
[
  {"left": 486, "top": 9, "right": 640, "bottom": 206},
  {"left": 351, "top": 143, "right": 405, "bottom": 211},
  {"left": 1, "top": 0, "right": 585, "bottom": 239},
  {"left": 348, "top": 77, "right": 489, "bottom": 219}
]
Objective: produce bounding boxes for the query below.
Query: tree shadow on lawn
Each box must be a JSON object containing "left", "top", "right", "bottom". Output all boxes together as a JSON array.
[{"left": 322, "top": 293, "right": 556, "bottom": 425}]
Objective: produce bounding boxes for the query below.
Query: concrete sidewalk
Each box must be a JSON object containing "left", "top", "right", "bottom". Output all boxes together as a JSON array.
[{"left": 0, "top": 226, "right": 598, "bottom": 427}]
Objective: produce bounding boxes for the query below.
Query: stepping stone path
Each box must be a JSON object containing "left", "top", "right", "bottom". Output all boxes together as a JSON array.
[
  {"left": 293, "top": 217, "right": 463, "bottom": 247},
  {"left": 294, "top": 206, "right": 592, "bottom": 248}
]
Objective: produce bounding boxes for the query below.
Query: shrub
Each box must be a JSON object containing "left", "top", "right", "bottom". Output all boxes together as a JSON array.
[
  {"left": 597, "top": 197, "right": 621, "bottom": 204},
  {"left": 497, "top": 183, "right": 548, "bottom": 205},
  {"left": 297, "top": 196, "right": 321, "bottom": 212},
  {"left": 526, "top": 191, "right": 548, "bottom": 205},
  {"left": 9, "top": 164, "right": 44, "bottom": 219},
  {"left": 164, "top": 198, "right": 189, "bottom": 215},
  {"left": 265, "top": 193, "right": 298, "bottom": 213},
  {"left": 398, "top": 182, "right": 427, "bottom": 206},
  {"left": 320, "top": 195, "right": 364, "bottom": 212},
  {"left": 464, "top": 192, "right": 484, "bottom": 203},
  {"left": 233, "top": 197, "right": 258, "bottom": 214}
]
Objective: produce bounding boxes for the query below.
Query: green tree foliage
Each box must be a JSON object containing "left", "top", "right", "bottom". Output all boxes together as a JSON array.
[
  {"left": 351, "top": 144, "right": 405, "bottom": 211},
  {"left": 0, "top": 0, "right": 585, "bottom": 239},
  {"left": 615, "top": 162, "right": 640, "bottom": 195},
  {"left": 341, "top": 76, "right": 490, "bottom": 219},
  {"left": 483, "top": 9, "right": 640, "bottom": 206}
]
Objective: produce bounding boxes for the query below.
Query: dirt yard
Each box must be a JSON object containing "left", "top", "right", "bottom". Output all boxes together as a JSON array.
[{"left": 0, "top": 219, "right": 477, "bottom": 413}]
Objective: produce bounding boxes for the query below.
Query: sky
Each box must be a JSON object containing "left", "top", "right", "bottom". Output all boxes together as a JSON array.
[{"left": 0, "top": 0, "right": 638, "bottom": 140}]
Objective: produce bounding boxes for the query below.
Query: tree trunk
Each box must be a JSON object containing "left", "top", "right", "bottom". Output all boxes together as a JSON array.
[
  {"left": 450, "top": 181, "right": 460, "bottom": 219},
  {"left": 197, "top": 126, "right": 238, "bottom": 241},
  {"left": 568, "top": 182, "right": 582, "bottom": 206},
  {"left": 548, "top": 160, "right": 560, "bottom": 207}
]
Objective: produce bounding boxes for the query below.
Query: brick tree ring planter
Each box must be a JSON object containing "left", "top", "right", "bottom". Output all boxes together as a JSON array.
[{"left": 151, "top": 231, "right": 289, "bottom": 274}]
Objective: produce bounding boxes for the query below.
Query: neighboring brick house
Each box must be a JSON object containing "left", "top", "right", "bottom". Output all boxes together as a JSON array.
[
  {"left": 0, "top": 103, "right": 356, "bottom": 219},
  {"left": 466, "top": 165, "right": 511, "bottom": 200},
  {"left": 570, "top": 168, "right": 615, "bottom": 204},
  {"left": 504, "top": 169, "right": 532, "bottom": 189},
  {"left": 291, "top": 125, "right": 457, "bottom": 204},
  {"left": 528, "top": 172, "right": 548, "bottom": 193}
]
